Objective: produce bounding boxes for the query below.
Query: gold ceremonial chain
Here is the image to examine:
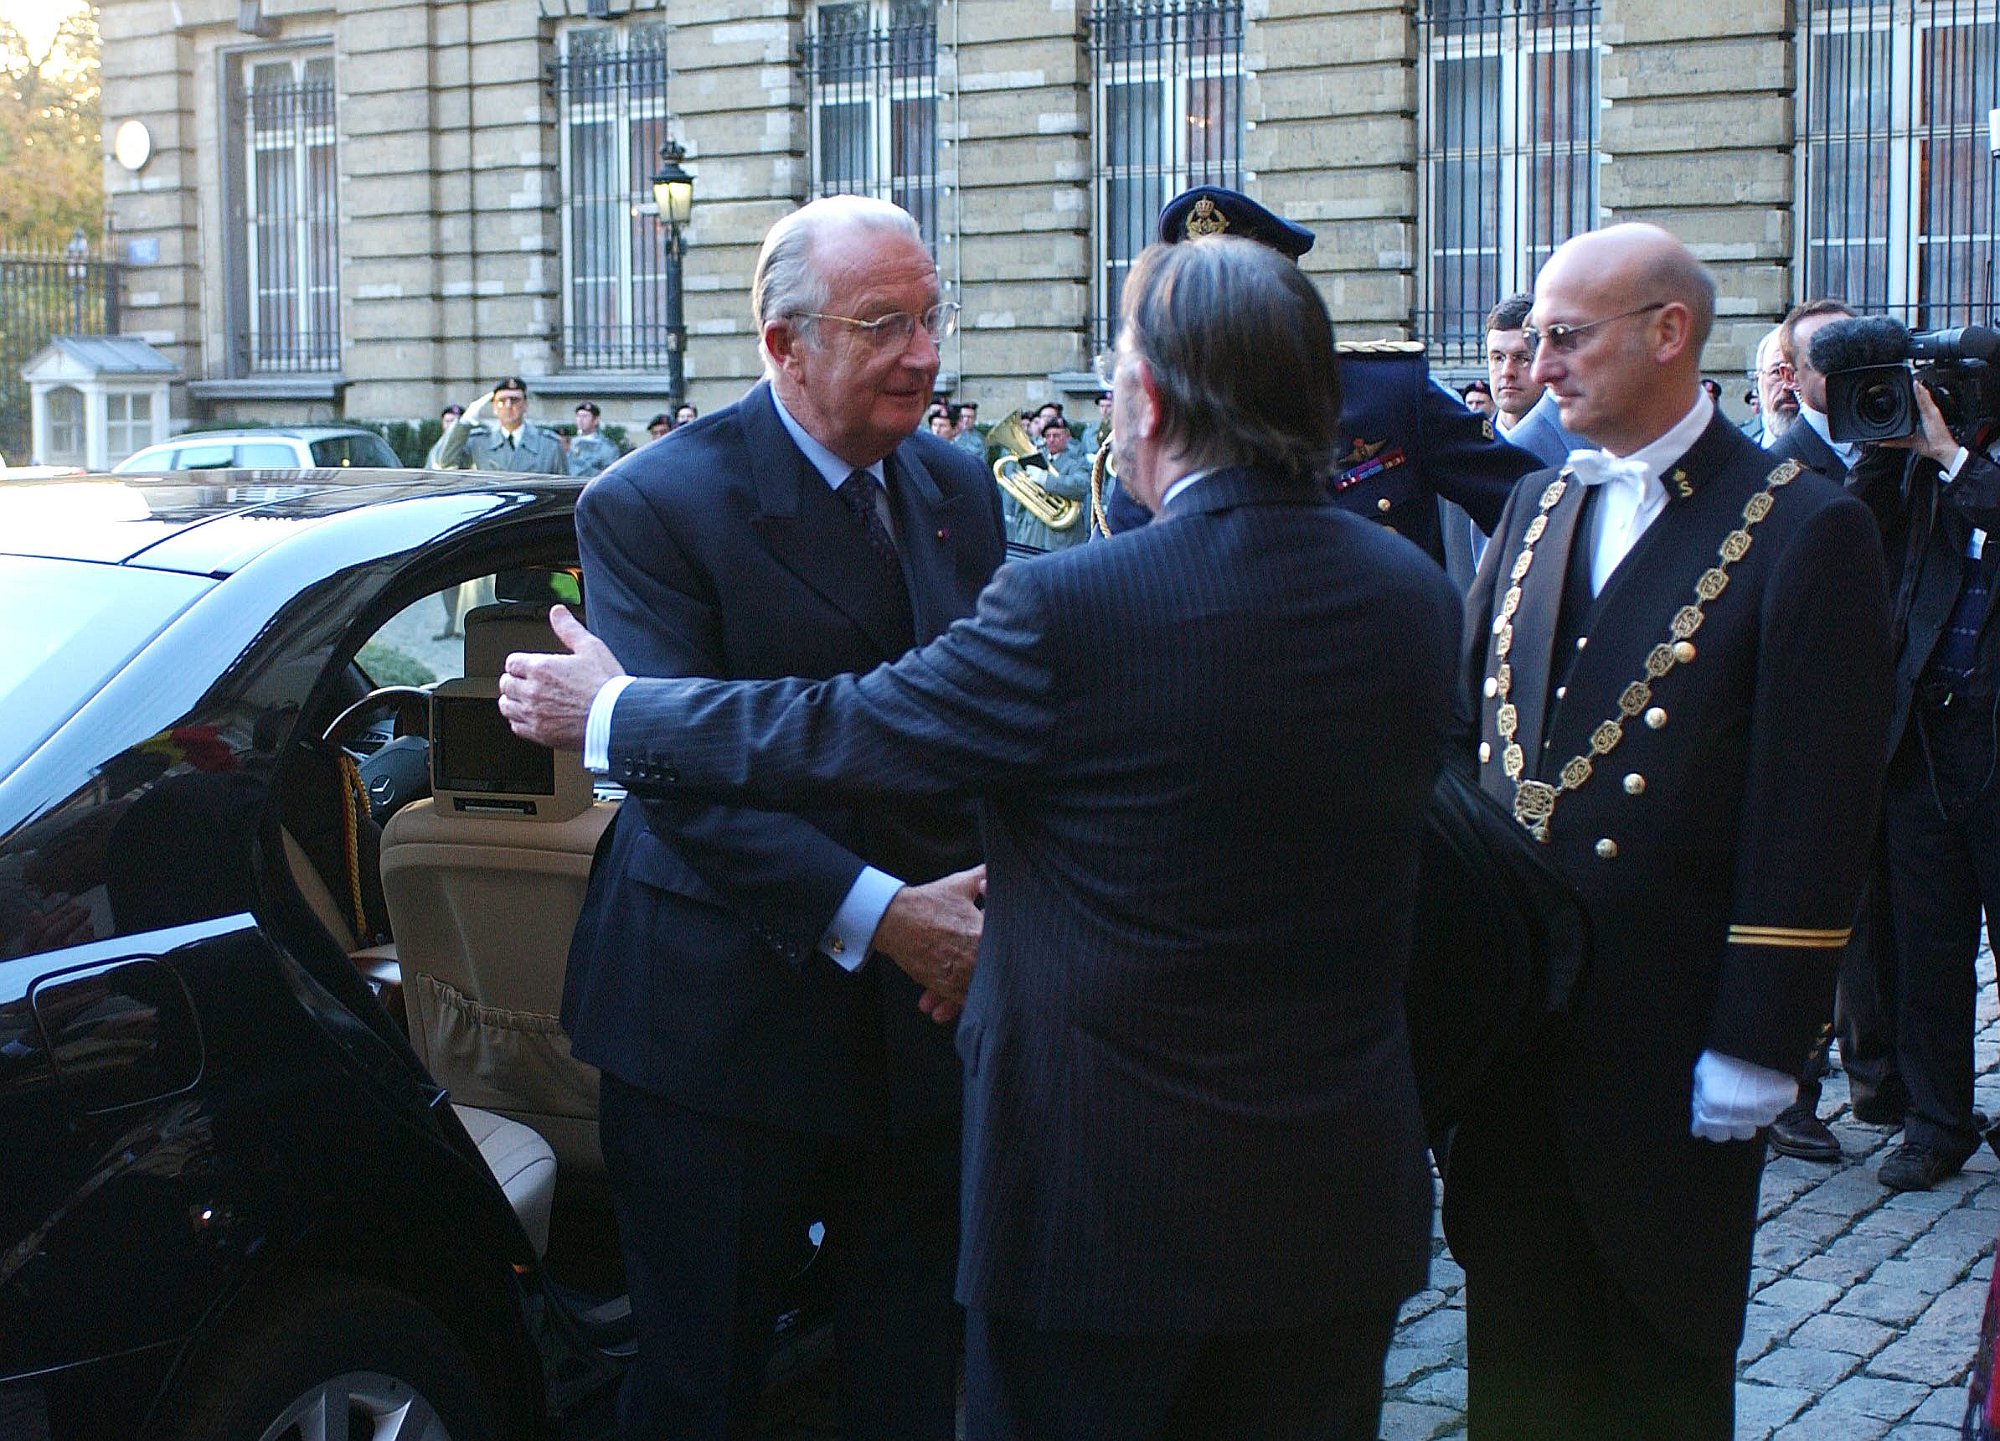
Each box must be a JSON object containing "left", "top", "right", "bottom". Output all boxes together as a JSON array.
[
  {"left": 1089, "top": 425, "right": 1116, "bottom": 536},
  {"left": 1493, "top": 459, "right": 1803, "bottom": 841}
]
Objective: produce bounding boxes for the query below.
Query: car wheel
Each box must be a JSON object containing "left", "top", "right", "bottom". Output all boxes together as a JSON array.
[{"left": 155, "top": 1272, "right": 497, "bottom": 1441}]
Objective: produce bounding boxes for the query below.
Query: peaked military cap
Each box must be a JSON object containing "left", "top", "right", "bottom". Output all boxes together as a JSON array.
[{"left": 1158, "top": 186, "right": 1316, "bottom": 260}]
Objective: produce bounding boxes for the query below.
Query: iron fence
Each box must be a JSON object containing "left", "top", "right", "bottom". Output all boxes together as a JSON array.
[
  {"left": 802, "top": 2, "right": 942, "bottom": 248},
  {"left": 1086, "top": 0, "right": 1244, "bottom": 353},
  {"left": 1801, "top": 0, "right": 2000, "bottom": 327},
  {"left": 1415, "top": 0, "right": 1599, "bottom": 361},
  {"left": 0, "top": 247, "right": 122, "bottom": 463}
]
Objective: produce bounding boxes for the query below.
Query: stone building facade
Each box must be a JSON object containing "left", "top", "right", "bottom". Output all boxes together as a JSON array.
[{"left": 90, "top": 0, "right": 2000, "bottom": 442}]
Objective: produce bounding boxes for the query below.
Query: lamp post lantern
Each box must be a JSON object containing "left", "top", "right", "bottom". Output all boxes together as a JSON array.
[{"left": 651, "top": 140, "right": 694, "bottom": 401}]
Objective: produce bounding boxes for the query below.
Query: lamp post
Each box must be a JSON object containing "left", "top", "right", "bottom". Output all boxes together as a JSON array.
[
  {"left": 65, "top": 226, "right": 90, "bottom": 335},
  {"left": 651, "top": 139, "right": 694, "bottom": 402}
]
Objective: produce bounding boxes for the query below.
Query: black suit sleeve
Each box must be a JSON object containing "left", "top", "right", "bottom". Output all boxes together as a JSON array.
[
  {"left": 578, "top": 468, "right": 877, "bottom": 958},
  {"left": 1416, "top": 375, "right": 1537, "bottom": 534},
  {"left": 1705, "top": 493, "right": 1893, "bottom": 1073},
  {"left": 607, "top": 558, "right": 1061, "bottom": 807}
]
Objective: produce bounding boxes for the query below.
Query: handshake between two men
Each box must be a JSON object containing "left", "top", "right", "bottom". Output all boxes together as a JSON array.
[{"left": 499, "top": 603, "right": 983, "bottom": 1025}]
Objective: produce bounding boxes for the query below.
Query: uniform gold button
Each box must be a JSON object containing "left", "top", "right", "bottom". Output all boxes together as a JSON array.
[
  {"left": 827, "top": 936, "right": 845, "bottom": 954},
  {"left": 1479, "top": 741, "right": 1492, "bottom": 763},
  {"left": 1595, "top": 838, "right": 1619, "bottom": 859},
  {"left": 1484, "top": 677, "right": 1499, "bottom": 698},
  {"left": 1673, "top": 641, "right": 1696, "bottom": 663},
  {"left": 1377, "top": 497, "right": 1392, "bottom": 513},
  {"left": 1623, "top": 772, "right": 1646, "bottom": 795},
  {"left": 1576, "top": 635, "right": 1589, "bottom": 650},
  {"left": 1644, "top": 707, "right": 1667, "bottom": 730}
]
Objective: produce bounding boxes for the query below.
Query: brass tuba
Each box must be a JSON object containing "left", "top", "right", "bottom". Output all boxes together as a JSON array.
[{"left": 989, "top": 412, "right": 1082, "bottom": 531}]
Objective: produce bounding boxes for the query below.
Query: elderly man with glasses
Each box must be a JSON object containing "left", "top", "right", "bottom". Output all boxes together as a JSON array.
[
  {"left": 1451, "top": 224, "right": 1892, "bottom": 1440},
  {"left": 554, "top": 194, "right": 1003, "bottom": 1441}
]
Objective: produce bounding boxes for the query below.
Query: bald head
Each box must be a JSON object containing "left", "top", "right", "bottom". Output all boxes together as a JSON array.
[{"left": 1528, "top": 224, "right": 1716, "bottom": 454}]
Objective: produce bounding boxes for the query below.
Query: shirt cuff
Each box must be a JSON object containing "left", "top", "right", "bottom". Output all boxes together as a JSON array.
[
  {"left": 582, "top": 673, "right": 636, "bottom": 774},
  {"left": 1943, "top": 445, "right": 1971, "bottom": 482},
  {"left": 822, "top": 866, "right": 903, "bottom": 972}
]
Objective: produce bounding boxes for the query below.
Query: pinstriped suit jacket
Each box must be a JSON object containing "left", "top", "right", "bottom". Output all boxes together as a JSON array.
[{"left": 605, "top": 465, "right": 1462, "bottom": 1332}]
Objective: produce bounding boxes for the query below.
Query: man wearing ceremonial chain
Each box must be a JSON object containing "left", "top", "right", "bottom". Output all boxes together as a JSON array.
[{"left": 1450, "top": 223, "right": 1894, "bottom": 1439}]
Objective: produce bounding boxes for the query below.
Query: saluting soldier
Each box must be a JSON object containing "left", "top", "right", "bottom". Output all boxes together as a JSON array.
[
  {"left": 431, "top": 376, "right": 566, "bottom": 474},
  {"left": 1100, "top": 186, "right": 1538, "bottom": 562},
  {"left": 1451, "top": 224, "right": 1892, "bottom": 1439}
]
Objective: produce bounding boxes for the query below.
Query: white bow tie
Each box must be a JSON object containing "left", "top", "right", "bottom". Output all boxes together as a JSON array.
[{"left": 1565, "top": 449, "right": 1651, "bottom": 490}]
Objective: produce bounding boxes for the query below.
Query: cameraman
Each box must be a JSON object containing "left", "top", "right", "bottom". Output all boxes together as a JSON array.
[{"left": 1847, "top": 379, "right": 2000, "bottom": 1190}]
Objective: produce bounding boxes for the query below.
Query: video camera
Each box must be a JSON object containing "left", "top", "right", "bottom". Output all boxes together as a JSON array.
[{"left": 1809, "top": 316, "right": 2000, "bottom": 443}]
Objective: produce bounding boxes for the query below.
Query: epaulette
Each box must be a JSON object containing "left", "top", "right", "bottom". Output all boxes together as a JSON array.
[{"left": 1335, "top": 340, "right": 1427, "bottom": 356}]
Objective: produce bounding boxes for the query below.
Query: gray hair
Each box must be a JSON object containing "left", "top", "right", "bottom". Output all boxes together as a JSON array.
[{"left": 752, "top": 196, "right": 927, "bottom": 364}]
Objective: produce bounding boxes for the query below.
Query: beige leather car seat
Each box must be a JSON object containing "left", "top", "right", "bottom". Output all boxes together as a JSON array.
[{"left": 379, "top": 602, "right": 615, "bottom": 1188}]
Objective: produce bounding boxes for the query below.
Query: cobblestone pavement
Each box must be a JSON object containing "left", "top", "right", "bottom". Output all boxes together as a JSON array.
[
  {"left": 1386, "top": 951, "right": 2000, "bottom": 1441},
  {"left": 766, "top": 957, "right": 2000, "bottom": 1440}
]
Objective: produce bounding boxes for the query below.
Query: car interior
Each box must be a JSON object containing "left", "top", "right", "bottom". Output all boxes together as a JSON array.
[{"left": 300, "top": 582, "right": 610, "bottom": 1267}]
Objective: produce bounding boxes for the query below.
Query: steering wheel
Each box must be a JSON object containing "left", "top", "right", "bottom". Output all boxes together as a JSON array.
[
  {"left": 322, "top": 685, "right": 431, "bottom": 749},
  {"left": 323, "top": 686, "right": 433, "bottom": 823}
]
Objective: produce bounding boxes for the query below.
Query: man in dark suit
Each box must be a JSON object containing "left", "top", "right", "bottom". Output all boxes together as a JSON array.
[
  {"left": 1455, "top": 225, "right": 1892, "bottom": 1438},
  {"left": 1102, "top": 186, "right": 1538, "bottom": 562},
  {"left": 1849, "top": 383, "right": 2000, "bottom": 1189},
  {"left": 1758, "top": 297, "right": 1901, "bottom": 1166},
  {"left": 557, "top": 195, "right": 1004, "bottom": 1440},
  {"left": 505, "top": 235, "right": 1461, "bottom": 1441}
]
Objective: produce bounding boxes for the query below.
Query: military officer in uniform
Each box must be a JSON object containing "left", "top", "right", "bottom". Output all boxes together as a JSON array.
[
  {"left": 1101, "top": 187, "right": 1539, "bottom": 563},
  {"left": 433, "top": 376, "right": 566, "bottom": 473},
  {"left": 566, "top": 401, "right": 621, "bottom": 479},
  {"left": 1453, "top": 223, "right": 1892, "bottom": 1438}
]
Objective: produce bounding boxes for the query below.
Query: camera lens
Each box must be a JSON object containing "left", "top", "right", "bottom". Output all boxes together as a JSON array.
[{"left": 1856, "top": 381, "right": 1904, "bottom": 428}]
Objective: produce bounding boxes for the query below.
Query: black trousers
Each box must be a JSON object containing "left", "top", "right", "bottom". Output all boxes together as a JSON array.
[
  {"left": 1448, "top": 1060, "right": 1735, "bottom": 1441},
  {"left": 1797, "top": 840, "right": 1904, "bottom": 1116},
  {"left": 598, "top": 1073, "right": 961, "bottom": 1441},
  {"left": 964, "top": 1305, "right": 1395, "bottom": 1441},
  {"left": 1881, "top": 701, "right": 2000, "bottom": 1157}
]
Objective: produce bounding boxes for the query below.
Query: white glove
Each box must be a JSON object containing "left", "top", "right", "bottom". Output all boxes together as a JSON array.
[{"left": 1690, "top": 1050, "right": 1799, "bottom": 1142}]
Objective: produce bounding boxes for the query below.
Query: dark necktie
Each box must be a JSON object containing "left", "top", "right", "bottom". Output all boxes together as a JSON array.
[{"left": 837, "top": 469, "right": 913, "bottom": 628}]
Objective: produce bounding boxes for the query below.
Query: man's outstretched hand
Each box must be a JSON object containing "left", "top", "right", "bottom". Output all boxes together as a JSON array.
[
  {"left": 872, "top": 865, "right": 986, "bottom": 1025},
  {"left": 498, "top": 604, "right": 626, "bottom": 749}
]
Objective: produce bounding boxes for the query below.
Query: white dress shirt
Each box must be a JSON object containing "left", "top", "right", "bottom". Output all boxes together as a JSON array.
[{"left": 1571, "top": 393, "right": 1714, "bottom": 597}]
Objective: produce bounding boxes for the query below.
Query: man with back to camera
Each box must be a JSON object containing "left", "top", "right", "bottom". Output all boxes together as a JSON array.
[
  {"left": 1453, "top": 224, "right": 1891, "bottom": 1438},
  {"left": 553, "top": 195, "right": 1004, "bottom": 1440},
  {"left": 566, "top": 401, "right": 620, "bottom": 479},
  {"left": 1100, "top": 187, "right": 1539, "bottom": 567},
  {"left": 431, "top": 376, "right": 565, "bottom": 474},
  {"left": 501, "top": 234, "right": 1461, "bottom": 1441}
]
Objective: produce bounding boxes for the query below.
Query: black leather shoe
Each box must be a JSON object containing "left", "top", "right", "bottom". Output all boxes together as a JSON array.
[
  {"left": 1768, "top": 1104, "right": 1841, "bottom": 1162},
  {"left": 1878, "top": 1142, "right": 1971, "bottom": 1192}
]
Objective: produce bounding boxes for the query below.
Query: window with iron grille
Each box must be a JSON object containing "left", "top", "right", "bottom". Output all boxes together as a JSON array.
[
  {"left": 1416, "top": 0, "right": 1598, "bottom": 361},
  {"left": 804, "top": 3, "right": 940, "bottom": 246},
  {"left": 1086, "top": 1, "right": 1243, "bottom": 353},
  {"left": 555, "top": 24, "right": 675, "bottom": 372},
  {"left": 226, "top": 52, "right": 340, "bottom": 374},
  {"left": 1800, "top": 0, "right": 2000, "bottom": 326}
]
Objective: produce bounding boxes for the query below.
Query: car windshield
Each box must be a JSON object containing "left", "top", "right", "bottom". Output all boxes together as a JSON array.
[
  {"left": 310, "top": 433, "right": 400, "bottom": 468},
  {"left": 0, "top": 556, "right": 212, "bottom": 772}
]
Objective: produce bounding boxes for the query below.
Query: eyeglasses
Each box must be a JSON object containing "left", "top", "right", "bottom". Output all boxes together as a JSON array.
[
  {"left": 794, "top": 301, "right": 960, "bottom": 347},
  {"left": 1522, "top": 302, "right": 1668, "bottom": 357},
  {"left": 1091, "top": 350, "right": 1129, "bottom": 388}
]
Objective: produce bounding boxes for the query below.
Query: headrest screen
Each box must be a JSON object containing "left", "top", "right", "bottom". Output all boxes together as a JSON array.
[{"left": 432, "top": 694, "right": 555, "bottom": 798}]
